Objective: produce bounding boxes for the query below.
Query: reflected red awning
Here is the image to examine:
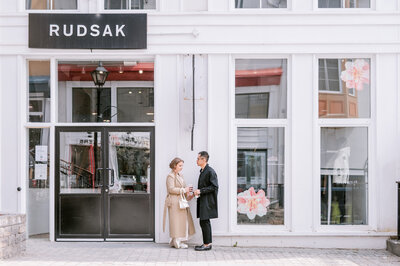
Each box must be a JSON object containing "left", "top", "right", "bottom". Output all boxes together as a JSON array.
[
  {"left": 57, "top": 62, "right": 154, "bottom": 82},
  {"left": 236, "top": 68, "right": 283, "bottom": 87}
]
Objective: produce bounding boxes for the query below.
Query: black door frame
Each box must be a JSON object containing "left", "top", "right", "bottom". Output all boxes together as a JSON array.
[{"left": 55, "top": 126, "right": 155, "bottom": 241}]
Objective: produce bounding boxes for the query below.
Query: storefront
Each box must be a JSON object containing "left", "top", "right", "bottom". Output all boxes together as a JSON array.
[{"left": 0, "top": 0, "right": 399, "bottom": 248}]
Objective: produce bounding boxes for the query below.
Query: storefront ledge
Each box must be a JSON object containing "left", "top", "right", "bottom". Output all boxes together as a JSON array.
[
  {"left": 0, "top": 213, "right": 26, "bottom": 259},
  {"left": 211, "top": 234, "right": 391, "bottom": 249},
  {"left": 387, "top": 237, "right": 400, "bottom": 257},
  {"left": 213, "top": 231, "right": 394, "bottom": 237}
]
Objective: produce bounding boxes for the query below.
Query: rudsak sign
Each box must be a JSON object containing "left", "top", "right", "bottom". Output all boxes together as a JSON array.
[{"left": 29, "top": 13, "right": 147, "bottom": 49}]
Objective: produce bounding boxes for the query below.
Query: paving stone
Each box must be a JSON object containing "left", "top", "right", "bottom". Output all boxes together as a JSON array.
[{"left": 1, "top": 238, "right": 400, "bottom": 265}]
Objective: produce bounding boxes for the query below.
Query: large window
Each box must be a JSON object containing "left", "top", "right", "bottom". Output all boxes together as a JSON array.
[
  {"left": 318, "top": 56, "right": 371, "bottom": 226},
  {"left": 235, "top": 59, "right": 287, "bottom": 119},
  {"left": 104, "top": 0, "right": 156, "bottom": 10},
  {"left": 58, "top": 60, "right": 154, "bottom": 123},
  {"left": 235, "top": 58, "right": 287, "bottom": 227},
  {"left": 320, "top": 127, "right": 368, "bottom": 225},
  {"left": 319, "top": 58, "right": 370, "bottom": 118},
  {"left": 235, "top": 0, "right": 287, "bottom": 8},
  {"left": 237, "top": 128, "right": 285, "bottom": 225},
  {"left": 28, "top": 128, "right": 50, "bottom": 235},
  {"left": 26, "top": 0, "right": 77, "bottom": 10},
  {"left": 318, "top": 0, "right": 370, "bottom": 8}
]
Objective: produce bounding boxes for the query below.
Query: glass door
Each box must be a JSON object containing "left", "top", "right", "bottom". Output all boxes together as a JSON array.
[
  {"left": 105, "top": 128, "right": 154, "bottom": 240},
  {"left": 55, "top": 127, "right": 154, "bottom": 241}
]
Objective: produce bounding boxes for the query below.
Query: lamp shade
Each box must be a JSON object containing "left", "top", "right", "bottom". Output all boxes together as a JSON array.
[{"left": 91, "top": 62, "right": 109, "bottom": 86}]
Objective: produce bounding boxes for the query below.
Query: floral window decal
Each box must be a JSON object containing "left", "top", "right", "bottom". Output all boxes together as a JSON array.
[
  {"left": 237, "top": 187, "right": 270, "bottom": 220},
  {"left": 340, "top": 59, "right": 370, "bottom": 91}
]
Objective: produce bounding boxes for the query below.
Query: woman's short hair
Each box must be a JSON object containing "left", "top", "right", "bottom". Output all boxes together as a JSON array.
[{"left": 169, "top": 157, "right": 184, "bottom": 169}]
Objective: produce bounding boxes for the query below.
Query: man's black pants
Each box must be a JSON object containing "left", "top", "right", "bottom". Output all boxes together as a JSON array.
[{"left": 200, "top": 219, "right": 212, "bottom": 244}]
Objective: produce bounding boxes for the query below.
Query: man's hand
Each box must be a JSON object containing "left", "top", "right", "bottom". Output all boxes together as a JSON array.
[{"left": 194, "top": 189, "right": 201, "bottom": 196}]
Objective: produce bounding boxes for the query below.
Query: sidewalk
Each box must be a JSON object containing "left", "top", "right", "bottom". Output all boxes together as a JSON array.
[{"left": 1, "top": 236, "right": 400, "bottom": 266}]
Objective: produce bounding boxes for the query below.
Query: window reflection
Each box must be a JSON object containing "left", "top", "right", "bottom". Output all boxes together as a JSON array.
[
  {"left": 117, "top": 88, "right": 154, "bottom": 122},
  {"left": 29, "top": 61, "right": 50, "bottom": 122},
  {"left": 109, "top": 132, "right": 151, "bottom": 194},
  {"left": 58, "top": 61, "right": 154, "bottom": 123},
  {"left": 26, "top": 0, "right": 77, "bottom": 10},
  {"left": 235, "top": 0, "right": 287, "bottom": 8},
  {"left": 59, "top": 132, "right": 102, "bottom": 194},
  {"left": 318, "top": 0, "right": 370, "bottom": 8},
  {"left": 72, "top": 88, "right": 111, "bottom": 123},
  {"left": 104, "top": 0, "right": 156, "bottom": 9},
  {"left": 28, "top": 128, "right": 50, "bottom": 236},
  {"left": 320, "top": 127, "right": 368, "bottom": 225},
  {"left": 318, "top": 58, "right": 370, "bottom": 118},
  {"left": 235, "top": 59, "right": 287, "bottom": 119},
  {"left": 29, "top": 128, "right": 50, "bottom": 188},
  {"left": 237, "top": 127, "right": 284, "bottom": 225}
]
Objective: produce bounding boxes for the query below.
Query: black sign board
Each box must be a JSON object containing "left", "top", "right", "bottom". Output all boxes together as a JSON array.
[{"left": 29, "top": 13, "right": 147, "bottom": 49}]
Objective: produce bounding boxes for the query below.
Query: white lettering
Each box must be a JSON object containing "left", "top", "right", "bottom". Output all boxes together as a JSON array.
[
  {"left": 115, "top": 25, "right": 126, "bottom": 37},
  {"left": 77, "top": 25, "right": 87, "bottom": 37},
  {"left": 102, "top": 25, "right": 112, "bottom": 37},
  {"left": 63, "top": 24, "right": 73, "bottom": 37},
  {"left": 49, "top": 24, "right": 59, "bottom": 36},
  {"left": 90, "top": 24, "right": 100, "bottom": 37}
]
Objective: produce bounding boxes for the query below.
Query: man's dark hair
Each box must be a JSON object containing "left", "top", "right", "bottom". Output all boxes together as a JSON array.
[{"left": 198, "top": 151, "right": 209, "bottom": 162}]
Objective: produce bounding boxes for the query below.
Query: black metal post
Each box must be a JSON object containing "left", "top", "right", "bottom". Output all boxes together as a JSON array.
[
  {"left": 397, "top": 181, "right": 400, "bottom": 240},
  {"left": 93, "top": 85, "right": 102, "bottom": 188}
]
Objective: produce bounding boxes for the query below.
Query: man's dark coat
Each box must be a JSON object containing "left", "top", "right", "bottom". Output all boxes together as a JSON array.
[{"left": 196, "top": 164, "right": 218, "bottom": 220}]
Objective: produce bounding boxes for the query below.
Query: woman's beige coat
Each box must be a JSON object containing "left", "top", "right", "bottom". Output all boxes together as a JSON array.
[{"left": 163, "top": 171, "right": 195, "bottom": 238}]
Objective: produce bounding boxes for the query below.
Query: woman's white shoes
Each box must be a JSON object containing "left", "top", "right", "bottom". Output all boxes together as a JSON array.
[{"left": 179, "top": 243, "right": 188, "bottom": 249}]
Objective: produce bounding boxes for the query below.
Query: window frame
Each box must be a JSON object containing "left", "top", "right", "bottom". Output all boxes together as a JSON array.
[
  {"left": 21, "top": 55, "right": 156, "bottom": 239},
  {"left": 314, "top": 0, "right": 375, "bottom": 11},
  {"left": 64, "top": 80, "right": 154, "bottom": 123},
  {"left": 229, "top": 55, "right": 291, "bottom": 233},
  {"left": 24, "top": 0, "right": 80, "bottom": 12},
  {"left": 100, "top": 0, "right": 160, "bottom": 12},
  {"left": 313, "top": 54, "right": 377, "bottom": 232},
  {"left": 318, "top": 58, "right": 343, "bottom": 94},
  {"left": 230, "top": 0, "right": 291, "bottom": 11}
]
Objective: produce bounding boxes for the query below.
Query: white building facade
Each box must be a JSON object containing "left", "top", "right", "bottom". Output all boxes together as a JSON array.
[{"left": 0, "top": 0, "right": 399, "bottom": 249}]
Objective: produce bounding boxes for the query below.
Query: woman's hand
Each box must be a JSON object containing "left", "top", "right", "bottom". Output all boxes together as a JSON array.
[{"left": 186, "top": 193, "right": 194, "bottom": 201}]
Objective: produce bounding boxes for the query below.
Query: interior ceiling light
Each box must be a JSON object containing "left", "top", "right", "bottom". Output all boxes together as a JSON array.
[
  {"left": 119, "top": 66, "right": 124, "bottom": 74},
  {"left": 81, "top": 67, "right": 86, "bottom": 74},
  {"left": 128, "top": 91, "right": 132, "bottom": 94},
  {"left": 138, "top": 69, "right": 143, "bottom": 74}
]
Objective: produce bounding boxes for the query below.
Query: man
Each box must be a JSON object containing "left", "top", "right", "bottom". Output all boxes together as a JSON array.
[{"left": 194, "top": 151, "right": 218, "bottom": 251}]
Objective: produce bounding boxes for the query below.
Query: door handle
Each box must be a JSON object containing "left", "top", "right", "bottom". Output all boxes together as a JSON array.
[
  {"left": 105, "top": 168, "right": 115, "bottom": 186},
  {"left": 96, "top": 168, "right": 104, "bottom": 187}
]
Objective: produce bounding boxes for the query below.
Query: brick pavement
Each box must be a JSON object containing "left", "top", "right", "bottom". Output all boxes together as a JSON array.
[{"left": 1, "top": 236, "right": 400, "bottom": 266}]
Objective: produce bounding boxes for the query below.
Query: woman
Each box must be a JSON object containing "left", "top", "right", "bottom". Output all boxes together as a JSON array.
[{"left": 163, "top": 157, "right": 195, "bottom": 249}]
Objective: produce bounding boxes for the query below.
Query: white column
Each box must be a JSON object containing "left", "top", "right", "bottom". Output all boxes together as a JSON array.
[
  {"left": 208, "top": 55, "right": 230, "bottom": 233},
  {"left": 291, "top": 54, "right": 314, "bottom": 232},
  {"left": 375, "top": 54, "right": 398, "bottom": 232},
  {"left": 154, "top": 55, "right": 180, "bottom": 243},
  {"left": 1, "top": 56, "right": 19, "bottom": 213}
]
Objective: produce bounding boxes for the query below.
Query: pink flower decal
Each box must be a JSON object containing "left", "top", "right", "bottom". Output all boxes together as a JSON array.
[
  {"left": 237, "top": 187, "right": 270, "bottom": 220},
  {"left": 340, "top": 59, "right": 370, "bottom": 91}
]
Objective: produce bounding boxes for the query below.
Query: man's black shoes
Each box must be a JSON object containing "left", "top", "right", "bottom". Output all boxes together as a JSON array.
[{"left": 194, "top": 244, "right": 212, "bottom": 251}]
